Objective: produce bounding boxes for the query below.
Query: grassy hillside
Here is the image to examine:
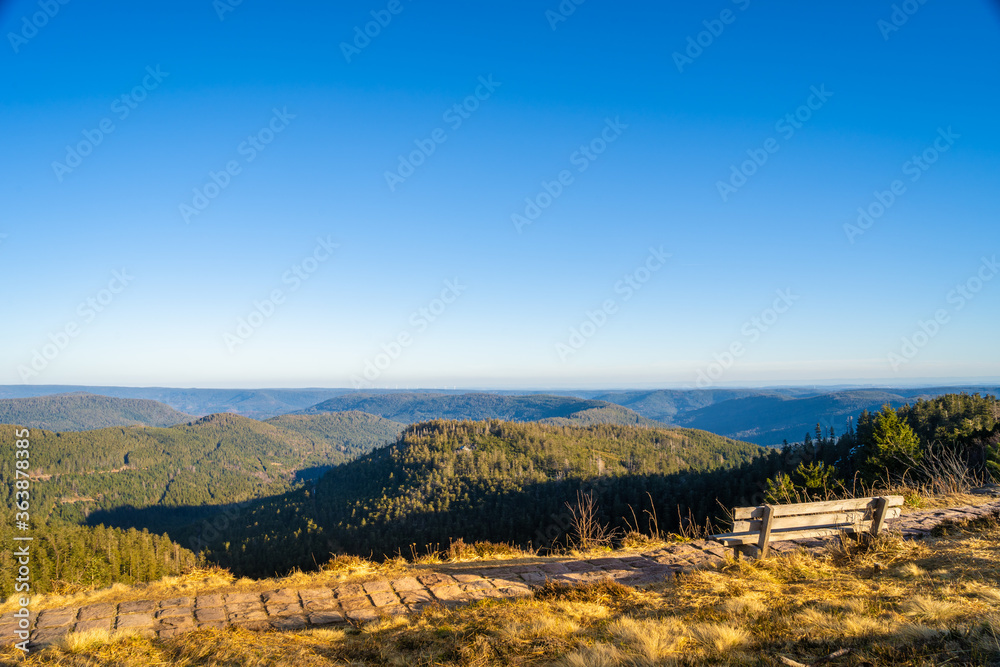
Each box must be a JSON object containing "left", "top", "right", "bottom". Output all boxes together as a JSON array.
[
  {"left": 197, "top": 420, "right": 763, "bottom": 576},
  {"left": 0, "top": 393, "right": 194, "bottom": 431}
]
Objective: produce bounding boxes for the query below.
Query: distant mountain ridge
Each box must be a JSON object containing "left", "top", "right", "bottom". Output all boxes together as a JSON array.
[
  {"left": 0, "top": 386, "right": 356, "bottom": 420},
  {"left": 0, "top": 393, "right": 194, "bottom": 431},
  {"left": 1, "top": 385, "right": 996, "bottom": 445},
  {"left": 585, "top": 387, "right": 999, "bottom": 444}
]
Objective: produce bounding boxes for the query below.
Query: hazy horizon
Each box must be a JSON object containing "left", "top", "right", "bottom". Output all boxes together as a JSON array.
[{"left": 3, "top": 378, "right": 999, "bottom": 393}]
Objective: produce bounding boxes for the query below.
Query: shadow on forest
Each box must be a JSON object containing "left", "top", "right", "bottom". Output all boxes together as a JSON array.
[{"left": 84, "top": 456, "right": 780, "bottom": 579}]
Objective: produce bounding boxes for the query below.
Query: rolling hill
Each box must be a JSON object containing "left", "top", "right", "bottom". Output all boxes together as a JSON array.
[
  {"left": 0, "top": 386, "right": 358, "bottom": 420},
  {"left": 0, "top": 392, "right": 194, "bottom": 431},
  {"left": 1, "top": 385, "right": 996, "bottom": 445},
  {"left": 0, "top": 410, "right": 406, "bottom": 596},
  {"left": 0, "top": 411, "right": 404, "bottom": 533},
  {"left": 671, "top": 390, "right": 912, "bottom": 445},
  {"left": 195, "top": 419, "right": 766, "bottom": 576},
  {"left": 293, "top": 392, "right": 662, "bottom": 426},
  {"left": 588, "top": 387, "right": 999, "bottom": 445}
]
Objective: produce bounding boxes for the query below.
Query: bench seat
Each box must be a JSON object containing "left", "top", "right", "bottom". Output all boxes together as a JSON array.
[{"left": 710, "top": 495, "right": 904, "bottom": 558}]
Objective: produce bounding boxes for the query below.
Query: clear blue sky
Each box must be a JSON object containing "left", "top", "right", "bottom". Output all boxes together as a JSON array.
[{"left": 2, "top": 0, "right": 998, "bottom": 388}]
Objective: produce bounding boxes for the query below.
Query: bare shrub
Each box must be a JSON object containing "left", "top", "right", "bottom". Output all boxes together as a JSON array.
[{"left": 565, "top": 490, "right": 617, "bottom": 550}]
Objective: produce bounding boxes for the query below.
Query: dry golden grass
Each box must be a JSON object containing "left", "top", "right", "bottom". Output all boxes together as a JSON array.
[
  {"left": 58, "top": 629, "right": 139, "bottom": 654},
  {"left": 556, "top": 643, "right": 623, "bottom": 667},
  {"left": 688, "top": 622, "right": 750, "bottom": 654},
  {"left": 1, "top": 543, "right": 538, "bottom": 618},
  {"left": 0, "top": 559, "right": 419, "bottom": 617},
  {"left": 913, "top": 492, "right": 998, "bottom": 510},
  {"left": 606, "top": 616, "right": 685, "bottom": 659},
  {"left": 900, "top": 595, "right": 964, "bottom": 625},
  {"left": 5, "top": 510, "right": 1000, "bottom": 666}
]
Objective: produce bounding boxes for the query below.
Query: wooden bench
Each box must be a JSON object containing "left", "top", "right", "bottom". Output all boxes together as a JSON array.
[{"left": 710, "top": 495, "right": 904, "bottom": 558}]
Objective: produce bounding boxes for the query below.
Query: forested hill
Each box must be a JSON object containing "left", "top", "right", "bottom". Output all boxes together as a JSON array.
[
  {"left": 672, "top": 390, "right": 910, "bottom": 446},
  {"left": 294, "top": 392, "right": 661, "bottom": 427},
  {"left": 589, "top": 387, "right": 999, "bottom": 445},
  {"left": 0, "top": 393, "right": 194, "bottom": 431},
  {"left": 0, "top": 411, "right": 403, "bottom": 596},
  {"left": 0, "top": 411, "right": 403, "bottom": 531},
  {"left": 200, "top": 420, "right": 764, "bottom": 576},
  {"left": 264, "top": 411, "right": 406, "bottom": 468}
]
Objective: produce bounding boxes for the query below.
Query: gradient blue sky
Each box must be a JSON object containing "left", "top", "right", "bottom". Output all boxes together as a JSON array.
[{"left": 2, "top": 0, "right": 998, "bottom": 388}]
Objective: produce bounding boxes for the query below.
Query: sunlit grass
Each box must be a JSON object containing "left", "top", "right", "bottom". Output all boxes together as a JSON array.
[{"left": 5, "top": 510, "right": 1000, "bottom": 666}]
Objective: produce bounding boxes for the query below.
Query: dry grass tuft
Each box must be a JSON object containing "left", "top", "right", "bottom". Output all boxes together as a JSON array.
[
  {"left": 896, "top": 562, "right": 927, "bottom": 578},
  {"left": 534, "top": 579, "right": 639, "bottom": 606},
  {"left": 718, "top": 593, "right": 766, "bottom": 618},
  {"left": 829, "top": 530, "right": 924, "bottom": 568},
  {"left": 932, "top": 509, "right": 1000, "bottom": 536},
  {"left": 59, "top": 628, "right": 137, "bottom": 653},
  {"left": 445, "top": 538, "right": 532, "bottom": 562},
  {"left": 975, "top": 587, "right": 1000, "bottom": 604},
  {"left": 894, "top": 623, "right": 946, "bottom": 643},
  {"left": 900, "top": 595, "right": 965, "bottom": 625},
  {"left": 618, "top": 532, "right": 671, "bottom": 552},
  {"left": 687, "top": 622, "right": 749, "bottom": 654},
  {"left": 556, "top": 642, "right": 623, "bottom": 667},
  {"left": 503, "top": 613, "right": 580, "bottom": 640},
  {"left": 606, "top": 616, "right": 685, "bottom": 660}
]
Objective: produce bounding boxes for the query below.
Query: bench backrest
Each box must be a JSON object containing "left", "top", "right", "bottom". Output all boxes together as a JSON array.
[{"left": 730, "top": 495, "right": 904, "bottom": 557}]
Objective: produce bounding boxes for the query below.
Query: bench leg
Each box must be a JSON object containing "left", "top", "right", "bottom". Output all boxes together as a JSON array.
[{"left": 756, "top": 505, "right": 774, "bottom": 559}]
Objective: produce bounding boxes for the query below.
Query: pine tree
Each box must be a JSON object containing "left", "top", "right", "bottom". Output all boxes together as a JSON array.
[{"left": 861, "top": 404, "right": 922, "bottom": 481}]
